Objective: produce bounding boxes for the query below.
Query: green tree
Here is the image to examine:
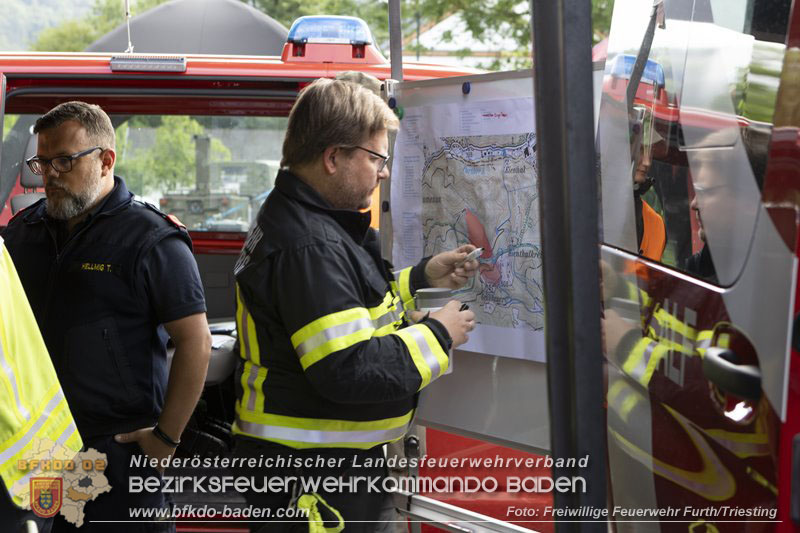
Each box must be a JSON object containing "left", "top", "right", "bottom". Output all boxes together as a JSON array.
[
  {"left": 248, "top": 0, "right": 613, "bottom": 71},
  {"left": 30, "top": 0, "right": 169, "bottom": 52},
  {"left": 116, "top": 116, "right": 231, "bottom": 196}
]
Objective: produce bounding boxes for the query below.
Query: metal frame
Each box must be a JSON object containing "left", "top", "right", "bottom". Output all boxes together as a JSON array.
[
  {"left": 531, "top": 0, "right": 607, "bottom": 531},
  {"left": 394, "top": 492, "right": 539, "bottom": 533}
]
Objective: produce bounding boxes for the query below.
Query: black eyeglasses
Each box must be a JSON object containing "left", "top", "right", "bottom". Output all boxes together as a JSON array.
[
  {"left": 351, "top": 146, "right": 390, "bottom": 172},
  {"left": 26, "top": 146, "right": 103, "bottom": 175}
]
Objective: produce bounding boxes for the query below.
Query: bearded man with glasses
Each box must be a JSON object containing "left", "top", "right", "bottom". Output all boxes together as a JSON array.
[{"left": 2, "top": 101, "right": 211, "bottom": 532}]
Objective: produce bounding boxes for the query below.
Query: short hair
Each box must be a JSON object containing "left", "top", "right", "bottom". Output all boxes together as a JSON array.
[
  {"left": 334, "top": 71, "right": 382, "bottom": 96},
  {"left": 34, "top": 101, "right": 115, "bottom": 149},
  {"left": 281, "top": 78, "right": 398, "bottom": 168}
]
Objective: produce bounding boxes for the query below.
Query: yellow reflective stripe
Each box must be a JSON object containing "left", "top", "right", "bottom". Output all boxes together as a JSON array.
[
  {"left": 236, "top": 284, "right": 260, "bottom": 366},
  {"left": 653, "top": 307, "right": 697, "bottom": 340},
  {"left": 0, "top": 385, "right": 65, "bottom": 465},
  {"left": 369, "top": 292, "right": 404, "bottom": 336},
  {"left": 6, "top": 416, "right": 81, "bottom": 506},
  {"left": 292, "top": 308, "right": 376, "bottom": 369},
  {"left": 696, "top": 330, "right": 714, "bottom": 357},
  {"left": 392, "top": 324, "right": 448, "bottom": 390},
  {"left": 233, "top": 409, "right": 413, "bottom": 449},
  {"left": 0, "top": 329, "right": 29, "bottom": 423},
  {"left": 395, "top": 267, "right": 415, "bottom": 311},
  {"left": 622, "top": 337, "right": 668, "bottom": 386},
  {"left": 608, "top": 379, "right": 644, "bottom": 423},
  {"left": 241, "top": 360, "right": 268, "bottom": 414}
]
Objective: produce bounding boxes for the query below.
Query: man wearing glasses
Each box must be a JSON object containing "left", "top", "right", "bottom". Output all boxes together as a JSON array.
[
  {"left": 2, "top": 101, "right": 211, "bottom": 531},
  {"left": 231, "top": 78, "right": 478, "bottom": 531}
]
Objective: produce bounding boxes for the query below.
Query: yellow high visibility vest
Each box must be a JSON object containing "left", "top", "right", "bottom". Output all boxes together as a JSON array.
[{"left": 0, "top": 236, "right": 82, "bottom": 507}]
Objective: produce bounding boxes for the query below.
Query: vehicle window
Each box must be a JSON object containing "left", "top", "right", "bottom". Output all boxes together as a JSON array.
[
  {"left": 597, "top": 0, "right": 789, "bottom": 286},
  {"left": 1, "top": 113, "right": 287, "bottom": 232}
]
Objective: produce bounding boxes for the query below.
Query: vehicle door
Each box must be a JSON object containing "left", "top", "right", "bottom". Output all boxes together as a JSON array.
[{"left": 597, "top": 0, "right": 797, "bottom": 530}]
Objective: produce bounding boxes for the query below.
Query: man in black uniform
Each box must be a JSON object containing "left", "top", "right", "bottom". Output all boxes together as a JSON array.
[
  {"left": 2, "top": 101, "right": 211, "bottom": 532},
  {"left": 232, "top": 79, "right": 478, "bottom": 531}
]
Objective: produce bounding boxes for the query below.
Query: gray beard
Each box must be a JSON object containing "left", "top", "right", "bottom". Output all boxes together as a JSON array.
[{"left": 45, "top": 177, "right": 103, "bottom": 220}]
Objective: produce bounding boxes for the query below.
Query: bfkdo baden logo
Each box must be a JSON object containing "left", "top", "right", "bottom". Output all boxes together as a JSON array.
[{"left": 30, "top": 477, "right": 63, "bottom": 518}]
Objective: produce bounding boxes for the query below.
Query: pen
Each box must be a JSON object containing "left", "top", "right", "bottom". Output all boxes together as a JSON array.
[{"left": 457, "top": 247, "right": 484, "bottom": 267}]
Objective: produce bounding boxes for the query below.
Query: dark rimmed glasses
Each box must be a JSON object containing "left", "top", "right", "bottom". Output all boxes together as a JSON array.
[
  {"left": 351, "top": 146, "right": 390, "bottom": 172},
  {"left": 26, "top": 146, "right": 103, "bottom": 175}
]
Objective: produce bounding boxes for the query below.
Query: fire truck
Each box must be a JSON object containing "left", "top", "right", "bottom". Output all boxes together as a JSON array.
[
  {"left": 594, "top": 0, "right": 800, "bottom": 530},
  {"left": 4, "top": 0, "right": 800, "bottom": 530},
  {"left": 0, "top": 14, "right": 543, "bottom": 532}
]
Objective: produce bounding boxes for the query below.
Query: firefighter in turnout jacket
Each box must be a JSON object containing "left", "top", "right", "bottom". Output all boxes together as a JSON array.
[{"left": 232, "top": 78, "right": 478, "bottom": 531}]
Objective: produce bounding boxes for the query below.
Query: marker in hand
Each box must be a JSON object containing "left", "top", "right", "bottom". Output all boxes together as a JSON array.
[{"left": 457, "top": 247, "right": 483, "bottom": 267}]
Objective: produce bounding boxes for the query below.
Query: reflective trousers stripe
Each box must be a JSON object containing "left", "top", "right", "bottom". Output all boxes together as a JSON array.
[{"left": 233, "top": 410, "right": 412, "bottom": 449}]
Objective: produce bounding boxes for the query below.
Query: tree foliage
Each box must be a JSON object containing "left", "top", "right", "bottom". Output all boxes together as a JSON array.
[
  {"left": 26, "top": 0, "right": 613, "bottom": 68},
  {"left": 30, "top": 0, "right": 169, "bottom": 52},
  {"left": 249, "top": 0, "right": 612, "bottom": 70},
  {"left": 116, "top": 116, "right": 231, "bottom": 196}
]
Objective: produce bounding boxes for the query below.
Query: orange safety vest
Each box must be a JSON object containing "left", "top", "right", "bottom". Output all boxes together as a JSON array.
[{"left": 639, "top": 199, "right": 666, "bottom": 262}]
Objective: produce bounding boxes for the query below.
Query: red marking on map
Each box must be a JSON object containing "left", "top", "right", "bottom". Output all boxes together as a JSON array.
[{"left": 465, "top": 210, "right": 501, "bottom": 285}]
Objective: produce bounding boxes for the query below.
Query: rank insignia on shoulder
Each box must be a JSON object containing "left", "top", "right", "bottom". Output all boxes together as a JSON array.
[{"left": 166, "top": 214, "right": 186, "bottom": 229}]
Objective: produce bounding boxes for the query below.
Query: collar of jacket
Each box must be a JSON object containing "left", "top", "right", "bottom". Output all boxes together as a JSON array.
[
  {"left": 22, "top": 175, "right": 133, "bottom": 225},
  {"left": 275, "top": 169, "right": 373, "bottom": 244}
]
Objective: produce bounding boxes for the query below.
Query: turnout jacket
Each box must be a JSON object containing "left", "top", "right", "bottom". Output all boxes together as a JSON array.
[{"left": 233, "top": 170, "right": 451, "bottom": 449}]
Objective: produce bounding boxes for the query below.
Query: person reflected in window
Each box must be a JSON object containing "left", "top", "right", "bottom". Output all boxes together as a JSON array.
[
  {"left": 683, "top": 195, "right": 718, "bottom": 284},
  {"left": 633, "top": 131, "right": 666, "bottom": 262}
]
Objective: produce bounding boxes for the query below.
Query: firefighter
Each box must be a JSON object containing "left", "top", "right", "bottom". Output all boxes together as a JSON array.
[
  {"left": 0, "top": 236, "right": 83, "bottom": 533},
  {"left": 231, "top": 78, "right": 478, "bottom": 531}
]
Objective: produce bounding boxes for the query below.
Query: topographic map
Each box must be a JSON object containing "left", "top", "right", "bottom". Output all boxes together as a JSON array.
[
  {"left": 420, "top": 133, "right": 543, "bottom": 331},
  {"left": 391, "top": 92, "right": 544, "bottom": 360}
]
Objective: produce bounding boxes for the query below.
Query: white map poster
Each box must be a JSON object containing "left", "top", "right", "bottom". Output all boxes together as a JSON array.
[{"left": 391, "top": 95, "right": 544, "bottom": 361}]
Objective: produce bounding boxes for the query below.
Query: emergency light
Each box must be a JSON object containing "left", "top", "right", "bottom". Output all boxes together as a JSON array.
[
  {"left": 610, "top": 54, "right": 666, "bottom": 88},
  {"left": 287, "top": 16, "right": 375, "bottom": 45}
]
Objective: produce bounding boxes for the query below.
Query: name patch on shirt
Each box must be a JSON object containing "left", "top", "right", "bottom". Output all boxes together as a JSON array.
[{"left": 77, "top": 262, "right": 121, "bottom": 274}]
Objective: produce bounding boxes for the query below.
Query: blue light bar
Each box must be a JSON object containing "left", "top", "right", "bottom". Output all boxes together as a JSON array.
[
  {"left": 610, "top": 54, "right": 666, "bottom": 87},
  {"left": 287, "top": 16, "right": 373, "bottom": 45}
]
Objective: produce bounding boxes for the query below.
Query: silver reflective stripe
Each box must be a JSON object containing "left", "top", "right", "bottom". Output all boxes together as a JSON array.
[
  {"left": 374, "top": 309, "right": 400, "bottom": 329},
  {"left": 239, "top": 298, "right": 253, "bottom": 362},
  {"left": 405, "top": 326, "right": 442, "bottom": 378},
  {"left": 246, "top": 362, "right": 260, "bottom": 412},
  {"left": 236, "top": 418, "right": 408, "bottom": 444},
  {"left": 0, "top": 391, "right": 63, "bottom": 465},
  {"left": 0, "top": 339, "right": 29, "bottom": 420},
  {"left": 697, "top": 338, "right": 712, "bottom": 350},
  {"left": 295, "top": 317, "right": 374, "bottom": 358},
  {"left": 10, "top": 420, "right": 77, "bottom": 496},
  {"left": 630, "top": 342, "right": 657, "bottom": 382}
]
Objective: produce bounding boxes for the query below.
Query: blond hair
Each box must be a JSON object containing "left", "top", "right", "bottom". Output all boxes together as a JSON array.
[{"left": 281, "top": 78, "right": 398, "bottom": 168}]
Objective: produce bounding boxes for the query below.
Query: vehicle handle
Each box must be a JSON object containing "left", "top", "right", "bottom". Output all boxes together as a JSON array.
[{"left": 702, "top": 347, "right": 761, "bottom": 400}]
